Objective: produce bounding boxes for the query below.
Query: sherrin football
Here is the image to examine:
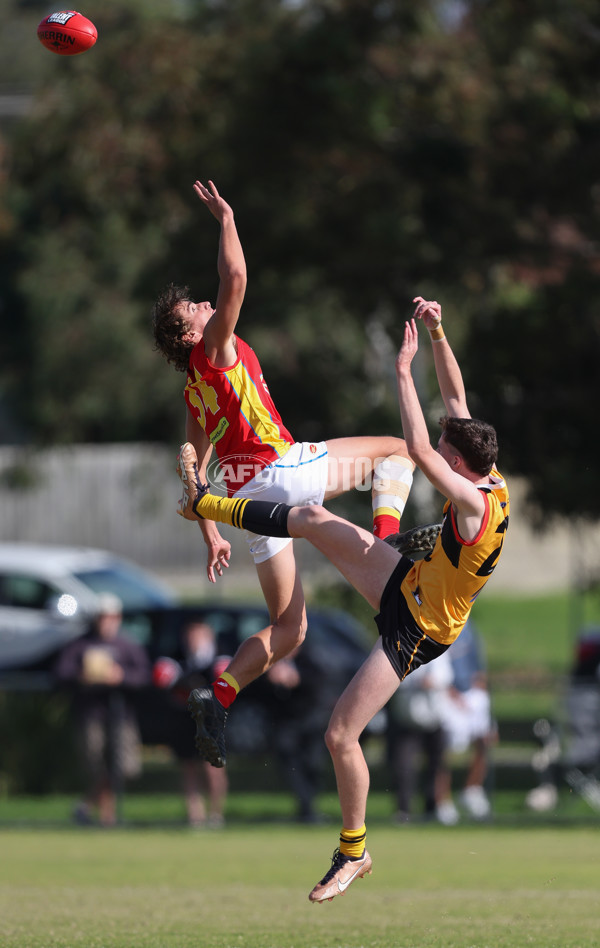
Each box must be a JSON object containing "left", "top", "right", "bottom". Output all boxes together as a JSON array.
[{"left": 37, "top": 10, "right": 97, "bottom": 56}]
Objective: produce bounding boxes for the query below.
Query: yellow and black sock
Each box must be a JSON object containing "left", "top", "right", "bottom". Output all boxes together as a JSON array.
[
  {"left": 195, "top": 493, "right": 293, "bottom": 538},
  {"left": 339, "top": 823, "right": 367, "bottom": 860}
]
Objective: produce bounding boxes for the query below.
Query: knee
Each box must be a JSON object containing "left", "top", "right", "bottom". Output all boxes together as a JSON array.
[
  {"left": 292, "top": 613, "right": 308, "bottom": 649},
  {"left": 273, "top": 608, "right": 307, "bottom": 650},
  {"left": 324, "top": 717, "right": 350, "bottom": 758},
  {"left": 294, "top": 504, "right": 329, "bottom": 539},
  {"left": 298, "top": 611, "right": 308, "bottom": 644}
]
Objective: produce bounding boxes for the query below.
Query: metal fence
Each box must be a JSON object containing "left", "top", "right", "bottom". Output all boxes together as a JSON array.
[
  {"left": 0, "top": 443, "right": 206, "bottom": 568},
  {"left": 0, "top": 443, "right": 334, "bottom": 591}
]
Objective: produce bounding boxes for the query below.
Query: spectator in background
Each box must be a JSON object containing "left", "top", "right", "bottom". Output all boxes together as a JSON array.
[
  {"left": 437, "top": 621, "right": 495, "bottom": 821},
  {"left": 526, "top": 627, "right": 600, "bottom": 814},
  {"left": 54, "top": 593, "right": 151, "bottom": 827},
  {"left": 152, "top": 620, "right": 229, "bottom": 828},
  {"left": 386, "top": 650, "right": 455, "bottom": 824}
]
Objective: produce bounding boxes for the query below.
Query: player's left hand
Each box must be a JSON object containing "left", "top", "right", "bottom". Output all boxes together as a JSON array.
[
  {"left": 396, "top": 318, "right": 419, "bottom": 373},
  {"left": 206, "top": 537, "right": 231, "bottom": 583}
]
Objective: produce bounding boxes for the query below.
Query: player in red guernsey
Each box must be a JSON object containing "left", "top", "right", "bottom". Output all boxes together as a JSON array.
[
  {"left": 153, "top": 180, "right": 415, "bottom": 765},
  {"left": 185, "top": 333, "right": 294, "bottom": 496}
]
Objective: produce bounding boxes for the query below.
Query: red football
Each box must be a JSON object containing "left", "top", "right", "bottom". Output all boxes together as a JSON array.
[{"left": 37, "top": 10, "right": 97, "bottom": 56}]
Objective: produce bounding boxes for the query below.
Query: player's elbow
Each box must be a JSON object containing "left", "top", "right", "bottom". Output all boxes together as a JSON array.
[
  {"left": 227, "top": 267, "right": 247, "bottom": 292},
  {"left": 445, "top": 397, "right": 470, "bottom": 419}
]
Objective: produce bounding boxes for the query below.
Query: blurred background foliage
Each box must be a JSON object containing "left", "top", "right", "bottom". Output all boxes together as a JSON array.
[{"left": 0, "top": 0, "right": 599, "bottom": 522}]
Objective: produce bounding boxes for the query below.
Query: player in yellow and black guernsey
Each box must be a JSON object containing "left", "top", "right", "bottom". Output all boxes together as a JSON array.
[{"left": 176, "top": 295, "right": 508, "bottom": 903}]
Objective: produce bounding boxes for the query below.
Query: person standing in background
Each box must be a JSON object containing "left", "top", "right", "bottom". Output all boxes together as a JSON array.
[
  {"left": 152, "top": 619, "right": 229, "bottom": 828},
  {"left": 55, "top": 593, "right": 151, "bottom": 826},
  {"left": 386, "top": 650, "right": 455, "bottom": 824},
  {"left": 436, "top": 621, "right": 495, "bottom": 822}
]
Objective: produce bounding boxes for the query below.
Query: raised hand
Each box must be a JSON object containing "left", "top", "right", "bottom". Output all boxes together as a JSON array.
[
  {"left": 193, "top": 179, "right": 234, "bottom": 223},
  {"left": 396, "top": 318, "right": 420, "bottom": 375},
  {"left": 412, "top": 296, "right": 442, "bottom": 331}
]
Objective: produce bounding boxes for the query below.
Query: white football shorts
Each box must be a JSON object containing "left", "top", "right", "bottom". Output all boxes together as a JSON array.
[{"left": 233, "top": 441, "right": 328, "bottom": 564}]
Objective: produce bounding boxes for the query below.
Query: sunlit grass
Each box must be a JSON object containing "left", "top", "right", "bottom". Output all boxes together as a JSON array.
[{"left": 0, "top": 822, "right": 598, "bottom": 948}]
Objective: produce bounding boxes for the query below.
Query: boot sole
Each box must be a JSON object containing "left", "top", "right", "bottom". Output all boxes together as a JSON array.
[
  {"left": 187, "top": 691, "right": 226, "bottom": 768},
  {"left": 384, "top": 522, "right": 441, "bottom": 555}
]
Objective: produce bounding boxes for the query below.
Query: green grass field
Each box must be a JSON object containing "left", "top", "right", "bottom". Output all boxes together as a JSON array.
[{"left": 0, "top": 821, "right": 598, "bottom": 948}]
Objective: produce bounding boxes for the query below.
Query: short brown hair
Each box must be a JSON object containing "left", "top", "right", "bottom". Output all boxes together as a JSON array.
[
  {"left": 440, "top": 416, "right": 498, "bottom": 476},
  {"left": 152, "top": 283, "right": 194, "bottom": 372}
]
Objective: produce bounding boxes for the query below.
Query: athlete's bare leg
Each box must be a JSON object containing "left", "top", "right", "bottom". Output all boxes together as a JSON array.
[
  {"left": 324, "top": 436, "right": 412, "bottom": 500},
  {"left": 325, "top": 639, "right": 401, "bottom": 828},
  {"left": 285, "top": 503, "right": 401, "bottom": 610},
  {"left": 223, "top": 542, "right": 307, "bottom": 690}
]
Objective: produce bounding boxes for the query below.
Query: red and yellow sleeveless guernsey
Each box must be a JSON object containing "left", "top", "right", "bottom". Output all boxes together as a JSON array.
[
  {"left": 184, "top": 336, "right": 294, "bottom": 496},
  {"left": 401, "top": 470, "right": 509, "bottom": 646}
]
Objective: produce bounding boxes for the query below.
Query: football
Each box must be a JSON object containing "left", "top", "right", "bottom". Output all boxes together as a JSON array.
[{"left": 37, "top": 10, "right": 97, "bottom": 56}]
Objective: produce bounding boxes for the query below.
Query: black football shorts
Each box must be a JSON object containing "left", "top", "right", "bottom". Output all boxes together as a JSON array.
[{"left": 375, "top": 557, "right": 448, "bottom": 681}]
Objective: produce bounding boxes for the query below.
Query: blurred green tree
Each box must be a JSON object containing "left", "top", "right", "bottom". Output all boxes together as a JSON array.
[
  {"left": 458, "top": 0, "right": 600, "bottom": 521},
  {"left": 0, "top": 0, "right": 598, "bottom": 521}
]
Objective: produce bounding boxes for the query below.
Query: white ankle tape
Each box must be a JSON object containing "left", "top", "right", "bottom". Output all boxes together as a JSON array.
[{"left": 372, "top": 457, "right": 414, "bottom": 516}]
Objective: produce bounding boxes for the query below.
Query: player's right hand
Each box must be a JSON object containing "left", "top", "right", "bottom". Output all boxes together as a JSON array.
[
  {"left": 193, "top": 179, "right": 234, "bottom": 223},
  {"left": 412, "top": 296, "right": 442, "bottom": 331}
]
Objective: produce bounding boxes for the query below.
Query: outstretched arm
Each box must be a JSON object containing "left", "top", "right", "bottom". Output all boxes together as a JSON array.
[
  {"left": 412, "top": 297, "right": 470, "bottom": 419},
  {"left": 194, "top": 180, "right": 247, "bottom": 362},
  {"left": 395, "top": 319, "right": 442, "bottom": 478},
  {"left": 185, "top": 409, "right": 231, "bottom": 583},
  {"left": 395, "top": 319, "right": 484, "bottom": 523}
]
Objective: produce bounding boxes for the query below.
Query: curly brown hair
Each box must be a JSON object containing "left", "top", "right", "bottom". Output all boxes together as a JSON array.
[
  {"left": 152, "top": 283, "right": 195, "bottom": 373},
  {"left": 439, "top": 416, "right": 498, "bottom": 476}
]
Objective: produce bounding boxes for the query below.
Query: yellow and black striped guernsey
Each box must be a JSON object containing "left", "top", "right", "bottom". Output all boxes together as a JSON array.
[{"left": 400, "top": 470, "right": 509, "bottom": 646}]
